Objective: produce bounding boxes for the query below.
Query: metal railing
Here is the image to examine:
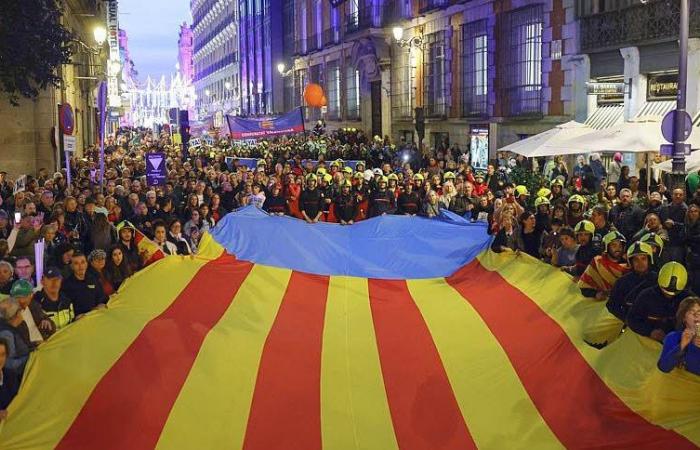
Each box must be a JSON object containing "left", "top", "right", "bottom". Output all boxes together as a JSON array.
[
  {"left": 323, "top": 28, "right": 342, "bottom": 47},
  {"left": 580, "top": 0, "right": 700, "bottom": 52}
]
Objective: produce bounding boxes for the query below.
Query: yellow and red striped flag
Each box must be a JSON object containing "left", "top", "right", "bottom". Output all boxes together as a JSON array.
[{"left": 0, "top": 235, "right": 699, "bottom": 449}]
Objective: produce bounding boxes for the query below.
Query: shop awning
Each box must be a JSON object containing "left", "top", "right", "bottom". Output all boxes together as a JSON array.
[
  {"left": 498, "top": 121, "right": 594, "bottom": 157},
  {"left": 635, "top": 100, "right": 676, "bottom": 120},
  {"left": 584, "top": 104, "right": 624, "bottom": 130}
]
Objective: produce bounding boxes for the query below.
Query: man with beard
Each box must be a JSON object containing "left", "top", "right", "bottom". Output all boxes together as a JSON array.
[
  {"left": 590, "top": 206, "right": 613, "bottom": 254},
  {"left": 578, "top": 231, "right": 629, "bottom": 299},
  {"left": 609, "top": 188, "right": 645, "bottom": 241}
]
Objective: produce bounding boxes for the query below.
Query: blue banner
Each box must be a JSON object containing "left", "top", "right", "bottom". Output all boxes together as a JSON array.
[{"left": 226, "top": 108, "right": 305, "bottom": 140}]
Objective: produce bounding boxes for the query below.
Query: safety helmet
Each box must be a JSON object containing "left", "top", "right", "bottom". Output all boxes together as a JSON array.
[
  {"left": 515, "top": 185, "right": 529, "bottom": 197},
  {"left": 323, "top": 174, "right": 333, "bottom": 183},
  {"left": 341, "top": 179, "right": 352, "bottom": 188},
  {"left": 257, "top": 159, "right": 266, "bottom": 166},
  {"left": 602, "top": 230, "right": 627, "bottom": 252},
  {"left": 550, "top": 178, "right": 564, "bottom": 188},
  {"left": 444, "top": 171, "right": 456, "bottom": 180},
  {"left": 343, "top": 166, "right": 353, "bottom": 174},
  {"left": 378, "top": 176, "right": 388, "bottom": 184},
  {"left": 534, "top": 196, "right": 550, "bottom": 208},
  {"left": 306, "top": 173, "right": 318, "bottom": 183},
  {"left": 658, "top": 262, "right": 688, "bottom": 294},
  {"left": 474, "top": 171, "right": 485, "bottom": 180},
  {"left": 116, "top": 221, "right": 136, "bottom": 233},
  {"left": 373, "top": 168, "right": 383, "bottom": 176},
  {"left": 537, "top": 187, "right": 551, "bottom": 199},
  {"left": 640, "top": 232, "right": 665, "bottom": 252},
  {"left": 316, "top": 167, "right": 328, "bottom": 176},
  {"left": 353, "top": 172, "right": 364, "bottom": 180},
  {"left": 387, "top": 173, "right": 399, "bottom": 181},
  {"left": 330, "top": 160, "right": 340, "bottom": 168},
  {"left": 413, "top": 173, "right": 425, "bottom": 182},
  {"left": 568, "top": 194, "right": 586, "bottom": 206},
  {"left": 574, "top": 220, "right": 595, "bottom": 234},
  {"left": 627, "top": 241, "right": 655, "bottom": 265}
]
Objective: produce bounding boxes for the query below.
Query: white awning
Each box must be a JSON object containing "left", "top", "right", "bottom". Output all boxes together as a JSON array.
[
  {"left": 584, "top": 104, "right": 624, "bottom": 130},
  {"left": 498, "top": 121, "right": 594, "bottom": 157},
  {"left": 635, "top": 100, "right": 676, "bottom": 121}
]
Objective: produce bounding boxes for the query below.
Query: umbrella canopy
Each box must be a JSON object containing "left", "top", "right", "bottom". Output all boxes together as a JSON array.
[
  {"left": 499, "top": 121, "right": 594, "bottom": 157},
  {"left": 653, "top": 150, "right": 700, "bottom": 172},
  {"left": 555, "top": 120, "right": 700, "bottom": 154}
]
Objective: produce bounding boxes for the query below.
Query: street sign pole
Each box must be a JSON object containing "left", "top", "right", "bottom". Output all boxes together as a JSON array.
[{"left": 672, "top": 0, "right": 689, "bottom": 178}]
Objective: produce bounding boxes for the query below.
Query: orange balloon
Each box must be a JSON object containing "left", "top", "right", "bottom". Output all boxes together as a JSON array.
[
  {"left": 304, "top": 83, "right": 325, "bottom": 107},
  {"left": 320, "top": 95, "right": 327, "bottom": 107}
]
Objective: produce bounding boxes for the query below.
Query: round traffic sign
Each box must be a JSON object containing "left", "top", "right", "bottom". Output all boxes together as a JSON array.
[{"left": 661, "top": 109, "right": 692, "bottom": 143}]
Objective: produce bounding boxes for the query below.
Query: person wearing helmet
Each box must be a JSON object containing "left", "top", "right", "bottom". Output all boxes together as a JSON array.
[
  {"left": 640, "top": 232, "right": 665, "bottom": 267},
  {"left": 534, "top": 196, "right": 551, "bottom": 233},
  {"left": 628, "top": 262, "right": 693, "bottom": 342},
  {"left": 514, "top": 185, "right": 529, "bottom": 208},
  {"left": 550, "top": 178, "right": 569, "bottom": 206},
  {"left": 334, "top": 180, "right": 357, "bottom": 225},
  {"left": 387, "top": 173, "right": 399, "bottom": 195},
  {"left": 583, "top": 241, "right": 658, "bottom": 348},
  {"left": 300, "top": 174, "right": 323, "bottom": 224},
  {"left": 578, "top": 231, "right": 629, "bottom": 299},
  {"left": 472, "top": 171, "right": 489, "bottom": 197},
  {"left": 318, "top": 173, "right": 334, "bottom": 221},
  {"left": 398, "top": 180, "right": 422, "bottom": 216},
  {"left": 566, "top": 195, "right": 586, "bottom": 228},
  {"left": 607, "top": 242, "right": 658, "bottom": 322},
  {"left": 657, "top": 296, "right": 700, "bottom": 376},
  {"left": 568, "top": 220, "right": 597, "bottom": 277},
  {"left": 342, "top": 166, "right": 353, "bottom": 181},
  {"left": 369, "top": 176, "right": 396, "bottom": 217},
  {"left": 609, "top": 188, "right": 645, "bottom": 241}
]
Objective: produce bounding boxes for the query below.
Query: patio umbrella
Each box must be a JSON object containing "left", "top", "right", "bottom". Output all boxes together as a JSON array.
[{"left": 499, "top": 121, "right": 594, "bottom": 157}]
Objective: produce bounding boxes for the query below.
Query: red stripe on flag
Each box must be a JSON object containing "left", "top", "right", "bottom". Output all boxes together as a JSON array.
[
  {"left": 448, "top": 261, "right": 696, "bottom": 450},
  {"left": 243, "top": 272, "right": 329, "bottom": 450},
  {"left": 368, "top": 279, "right": 477, "bottom": 450},
  {"left": 57, "top": 254, "right": 253, "bottom": 450}
]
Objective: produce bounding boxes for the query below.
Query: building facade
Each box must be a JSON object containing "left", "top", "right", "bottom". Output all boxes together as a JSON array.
[
  {"left": 119, "top": 28, "right": 139, "bottom": 127},
  {"left": 280, "top": 0, "right": 578, "bottom": 153},
  {"left": 571, "top": 0, "right": 700, "bottom": 129},
  {"left": 0, "top": 0, "right": 110, "bottom": 176},
  {"left": 178, "top": 23, "right": 195, "bottom": 84},
  {"left": 191, "top": 0, "right": 240, "bottom": 125}
]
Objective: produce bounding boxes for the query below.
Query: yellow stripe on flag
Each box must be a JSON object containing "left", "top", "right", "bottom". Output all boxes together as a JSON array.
[
  {"left": 0, "top": 255, "right": 212, "bottom": 449},
  {"left": 321, "top": 276, "right": 399, "bottom": 450},
  {"left": 407, "top": 278, "right": 565, "bottom": 450},
  {"left": 155, "top": 265, "right": 291, "bottom": 449},
  {"left": 478, "top": 251, "right": 700, "bottom": 446}
]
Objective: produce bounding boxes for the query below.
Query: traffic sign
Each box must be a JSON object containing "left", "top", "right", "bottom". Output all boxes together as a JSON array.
[
  {"left": 59, "top": 103, "right": 74, "bottom": 135},
  {"left": 660, "top": 143, "right": 691, "bottom": 156},
  {"left": 661, "top": 110, "right": 692, "bottom": 143}
]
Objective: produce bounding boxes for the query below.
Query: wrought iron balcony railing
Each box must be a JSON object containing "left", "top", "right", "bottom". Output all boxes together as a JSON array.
[
  {"left": 323, "top": 28, "right": 341, "bottom": 47},
  {"left": 580, "top": 0, "right": 700, "bottom": 52},
  {"left": 307, "top": 34, "right": 320, "bottom": 53}
]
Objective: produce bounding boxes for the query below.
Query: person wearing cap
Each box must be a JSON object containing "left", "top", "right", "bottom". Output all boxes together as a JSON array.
[
  {"left": 0, "top": 297, "right": 32, "bottom": 376},
  {"left": 578, "top": 231, "right": 629, "bottom": 299},
  {"left": 33, "top": 267, "right": 74, "bottom": 330},
  {"left": 11, "top": 280, "right": 54, "bottom": 346},
  {"left": 61, "top": 251, "right": 108, "bottom": 318},
  {"left": 88, "top": 249, "right": 117, "bottom": 296},
  {"left": 628, "top": 262, "right": 693, "bottom": 342}
]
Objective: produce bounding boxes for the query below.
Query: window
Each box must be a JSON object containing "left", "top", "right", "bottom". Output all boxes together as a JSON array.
[
  {"left": 423, "top": 29, "right": 452, "bottom": 117},
  {"left": 501, "top": 6, "right": 543, "bottom": 116},
  {"left": 326, "top": 61, "right": 341, "bottom": 119},
  {"left": 461, "top": 20, "right": 489, "bottom": 117},
  {"left": 391, "top": 46, "right": 413, "bottom": 119},
  {"left": 345, "top": 64, "right": 360, "bottom": 120}
]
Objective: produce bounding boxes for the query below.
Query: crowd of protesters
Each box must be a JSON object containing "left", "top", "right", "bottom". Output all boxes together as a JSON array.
[{"left": 0, "top": 125, "right": 698, "bottom": 418}]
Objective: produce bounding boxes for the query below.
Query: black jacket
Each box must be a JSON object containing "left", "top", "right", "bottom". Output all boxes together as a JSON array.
[
  {"left": 627, "top": 286, "right": 691, "bottom": 337},
  {"left": 606, "top": 270, "right": 658, "bottom": 321}
]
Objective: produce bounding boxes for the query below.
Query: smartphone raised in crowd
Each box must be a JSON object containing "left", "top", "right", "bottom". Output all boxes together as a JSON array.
[{"left": 14, "top": 212, "right": 21, "bottom": 224}]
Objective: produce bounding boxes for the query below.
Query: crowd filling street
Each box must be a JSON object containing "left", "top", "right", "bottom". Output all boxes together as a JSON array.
[{"left": 0, "top": 124, "right": 699, "bottom": 419}]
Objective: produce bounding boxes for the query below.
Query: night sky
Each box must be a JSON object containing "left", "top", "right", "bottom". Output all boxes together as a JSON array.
[{"left": 118, "top": 0, "right": 191, "bottom": 82}]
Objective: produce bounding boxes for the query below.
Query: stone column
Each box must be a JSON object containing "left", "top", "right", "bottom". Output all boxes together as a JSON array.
[
  {"left": 686, "top": 38, "right": 700, "bottom": 118},
  {"left": 561, "top": 54, "right": 591, "bottom": 122},
  {"left": 620, "top": 46, "right": 646, "bottom": 121}
]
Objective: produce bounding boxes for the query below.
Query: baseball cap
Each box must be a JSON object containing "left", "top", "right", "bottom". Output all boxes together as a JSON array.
[
  {"left": 10, "top": 279, "right": 33, "bottom": 297},
  {"left": 43, "top": 267, "right": 62, "bottom": 279}
]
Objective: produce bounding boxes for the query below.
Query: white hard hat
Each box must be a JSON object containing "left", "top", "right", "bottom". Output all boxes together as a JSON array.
[
  {"left": 363, "top": 169, "right": 374, "bottom": 181},
  {"left": 373, "top": 168, "right": 383, "bottom": 176}
]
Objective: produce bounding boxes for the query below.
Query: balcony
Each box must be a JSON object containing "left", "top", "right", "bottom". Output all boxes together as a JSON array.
[
  {"left": 418, "top": 0, "right": 449, "bottom": 15},
  {"left": 323, "top": 28, "right": 342, "bottom": 47},
  {"left": 345, "top": 7, "right": 382, "bottom": 34},
  {"left": 580, "top": 0, "right": 700, "bottom": 52}
]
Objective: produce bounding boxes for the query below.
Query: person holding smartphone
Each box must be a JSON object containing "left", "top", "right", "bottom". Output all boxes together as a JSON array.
[{"left": 658, "top": 297, "right": 700, "bottom": 376}]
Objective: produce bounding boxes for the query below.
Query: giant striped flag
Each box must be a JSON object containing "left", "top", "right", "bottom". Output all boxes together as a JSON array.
[{"left": 0, "top": 209, "right": 699, "bottom": 449}]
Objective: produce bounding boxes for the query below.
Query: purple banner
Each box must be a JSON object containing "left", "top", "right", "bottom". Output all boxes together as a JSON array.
[
  {"left": 146, "top": 152, "right": 167, "bottom": 186},
  {"left": 226, "top": 108, "right": 305, "bottom": 140}
]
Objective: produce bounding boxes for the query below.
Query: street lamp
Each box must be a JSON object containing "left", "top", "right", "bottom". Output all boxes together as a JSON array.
[
  {"left": 392, "top": 26, "right": 423, "bottom": 48},
  {"left": 205, "top": 89, "right": 211, "bottom": 97},
  {"left": 93, "top": 26, "right": 107, "bottom": 46},
  {"left": 277, "top": 63, "right": 286, "bottom": 75}
]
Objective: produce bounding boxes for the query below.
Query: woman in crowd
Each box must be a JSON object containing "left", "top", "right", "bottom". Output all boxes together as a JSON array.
[
  {"left": 90, "top": 212, "right": 115, "bottom": 252},
  {"left": 658, "top": 297, "right": 700, "bottom": 376},
  {"left": 152, "top": 220, "right": 178, "bottom": 255},
  {"left": 519, "top": 211, "right": 542, "bottom": 258},
  {"left": 422, "top": 190, "right": 441, "bottom": 218},
  {"left": 167, "top": 219, "right": 192, "bottom": 255},
  {"left": 104, "top": 245, "right": 133, "bottom": 291}
]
